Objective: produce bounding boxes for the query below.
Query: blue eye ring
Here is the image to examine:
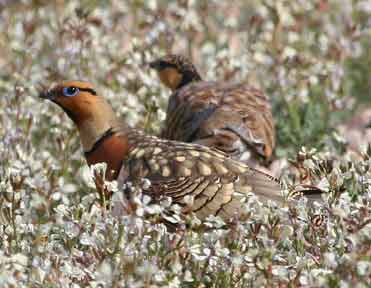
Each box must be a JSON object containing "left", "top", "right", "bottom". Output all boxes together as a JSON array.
[{"left": 62, "top": 86, "right": 79, "bottom": 97}]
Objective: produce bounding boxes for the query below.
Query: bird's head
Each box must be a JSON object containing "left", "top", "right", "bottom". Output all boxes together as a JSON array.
[
  {"left": 40, "top": 80, "right": 120, "bottom": 151},
  {"left": 149, "top": 54, "right": 202, "bottom": 91},
  {"left": 39, "top": 81, "right": 101, "bottom": 125}
]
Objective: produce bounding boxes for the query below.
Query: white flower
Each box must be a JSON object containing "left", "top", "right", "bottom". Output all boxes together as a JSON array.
[
  {"left": 272, "top": 265, "right": 289, "bottom": 279},
  {"left": 79, "top": 233, "right": 94, "bottom": 246},
  {"left": 356, "top": 1, "right": 371, "bottom": 12},
  {"left": 171, "top": 261, "right": 182, "bottom": 274},
  {"left": 141, "top": 178, "right": 151, "bottom": 190},
  {"left": 183, "top": 270, "right": 194, "bottom": 282},
  {"left": 189, "top": 245, "right": 210, "bottom": 261},
  {"left": 204, "top": 215, "right": 225, "bottom": 228},
  {"left": 64, "top": 222, "right": 80, "bottom": 239},
  {"left": 160, "top": 197, "right": 172, "bottom": 208},
  {"left": 282, "top": 46, "right": 297, "bottom": 59},
  {"left": 357, "top": 261, "right": 370, "bottom": 276},
  {"left": 137, "top": 260, "right": 158, "bottom": 278},
  {"left": 95, "top": 260, "right": 113, "bottom": 286},
  {"left": 183, "top": 195, "right": 194, "bottom": 206},
  {"left": 317, "top": 178, "right": 330, "bottom": 192},
  {"left": 167, "top": 276, "right": 181, "bottom": 288},
  {"left": 163, "top": 213, "right": 181, "bottom": 224},
  {"left": 62, "top": 183, "right": 77, "bottom": 194},
  {"left": 324, "top": 252, "right": 338, "bottom": 269},
  {"left": 79, "top": 165, "right": 96, "bottom": 189}
]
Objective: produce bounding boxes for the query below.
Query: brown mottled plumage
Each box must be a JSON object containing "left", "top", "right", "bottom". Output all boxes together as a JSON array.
[
  {"left": 150, "top": 54, "right": 275, "bottom": 166},
  {"left": 40, "top": 81, "right": 322, "bottom": 221}
]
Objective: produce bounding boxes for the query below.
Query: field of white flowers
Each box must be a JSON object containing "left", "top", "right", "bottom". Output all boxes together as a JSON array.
[{"left": 0, "top": 1, "right": 370, "bottom": 287}]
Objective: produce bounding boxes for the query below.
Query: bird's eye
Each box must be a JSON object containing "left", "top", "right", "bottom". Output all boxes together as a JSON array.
[{"left": 62, "top": 87, "right": 79, "bottom": 97}]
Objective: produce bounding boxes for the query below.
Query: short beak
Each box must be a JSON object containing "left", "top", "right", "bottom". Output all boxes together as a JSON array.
[
  {"left": 148, "top": 60, "right": 159, "bottom": 70},
  {"left": 39, "top": 90, "right": 48, "bottom": 99},
  {"left": 39, "top": 88, "right": 54, "bottom": 101}
]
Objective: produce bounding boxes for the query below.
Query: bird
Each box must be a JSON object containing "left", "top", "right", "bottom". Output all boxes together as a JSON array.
[
  {"left": 149, "top": 54, "right": 275, "bottom": 167},
  {"left": 39, "top": 81, "right": 316, "bottom": 222}
]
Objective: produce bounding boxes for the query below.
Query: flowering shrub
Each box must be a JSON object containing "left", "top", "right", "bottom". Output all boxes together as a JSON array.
[{"left": 0, "top": 1, "right": 370, "bottom": 287}]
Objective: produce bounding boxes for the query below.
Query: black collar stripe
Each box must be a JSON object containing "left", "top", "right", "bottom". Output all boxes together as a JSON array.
[{"left": 84, "top": 128, "right": 115, "bottom": 157}]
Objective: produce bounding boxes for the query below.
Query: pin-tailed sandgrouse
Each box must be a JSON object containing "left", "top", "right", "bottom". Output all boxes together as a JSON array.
[{"left": 150, "top": 54, "right": 275, "bottom": 167}]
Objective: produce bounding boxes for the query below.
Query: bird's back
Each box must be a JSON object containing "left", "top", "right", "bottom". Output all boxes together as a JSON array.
[{"left": 162, "top": 81, "right": 275, "bottom": 166}]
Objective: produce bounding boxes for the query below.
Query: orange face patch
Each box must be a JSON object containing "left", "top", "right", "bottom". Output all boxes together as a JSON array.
[
  {"left": 158, "top": 68, "right": 182, "bottom": 90},
  {"left": 51, "top": 81, "right": 98, "bottom": 125},
  {"left": 54, "top": 91, "right": 96, "bottom": 124}
]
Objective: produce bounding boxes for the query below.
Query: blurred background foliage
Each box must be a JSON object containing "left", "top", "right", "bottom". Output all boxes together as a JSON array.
[{"left": 0, "top": 0, "right": 370, "bottom": 286}]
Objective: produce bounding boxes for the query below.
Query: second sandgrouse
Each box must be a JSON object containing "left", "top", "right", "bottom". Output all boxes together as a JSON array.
[{"left": 150, "top": 54, "right": 275, "bottom": 167}]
